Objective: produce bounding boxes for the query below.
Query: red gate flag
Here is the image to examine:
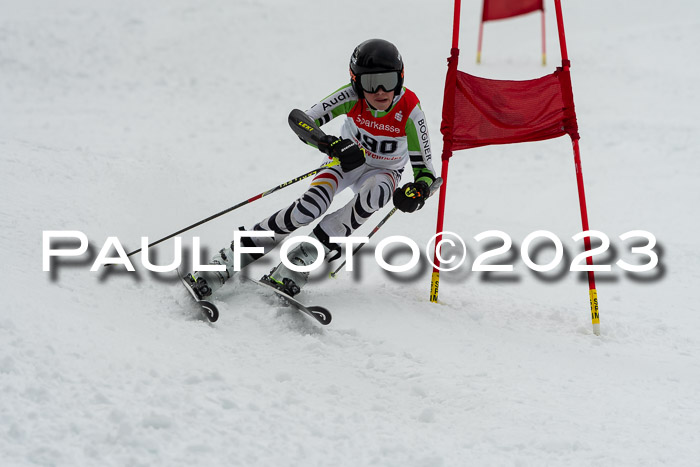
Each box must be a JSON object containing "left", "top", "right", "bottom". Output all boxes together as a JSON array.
[
  {"left": 433, "top": 0, "right": 600, "bottom": 335},
  {"left": 477, "top": 0, "right": 546, "bottom": 65},
  {"left": 482, "top": 0, "right": 543, "bottom": 21},
  {"left": 448, "top": 67, "right": 578, "bottom": 150}
]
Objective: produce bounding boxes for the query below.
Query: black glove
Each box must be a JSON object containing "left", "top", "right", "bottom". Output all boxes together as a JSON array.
[
  {"left": 393, "top": 181, "right": 430, "bottom": 213},
  {"left": 317, "top": 135, "right": 338, "bottom": 156},
  {"left": 317, "top": 135, "right": 365, "bottom": 172}
]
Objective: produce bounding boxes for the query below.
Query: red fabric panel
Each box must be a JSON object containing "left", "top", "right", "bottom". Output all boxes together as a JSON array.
[
  {"left": 482, "top": 0, "right": 544, "bottom": 21},
  {"left": 447, "top": 68, "right": 578, "bottom": 150},
  {"left": 557, "top": 67, "right": 580, "bottom": 140}
]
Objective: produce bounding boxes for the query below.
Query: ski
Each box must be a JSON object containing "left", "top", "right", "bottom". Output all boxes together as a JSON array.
[
  {"left": 176, "top": 268, "right": 219, "bottom": 322},
  {"left": 175, "top": 268, "right": 329, "bottom": 325},
  {"left": 245, "top": 277, "right": 332, "bottom": 326}
]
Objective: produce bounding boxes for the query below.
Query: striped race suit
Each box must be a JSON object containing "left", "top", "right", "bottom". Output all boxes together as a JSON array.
[{"left": 250, "top": 84, "right": 436, "bottom": 247}]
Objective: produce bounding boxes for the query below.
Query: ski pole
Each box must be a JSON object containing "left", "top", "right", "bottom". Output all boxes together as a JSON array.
[
  {"left": 330, "top": 207, "right": 398, "bottom": 278},
  {"left": 330, "top": 177, "right": 443, "bottom": 278},
  {"left": 121, "top": 158, "right": 339, "bottom": 259}
]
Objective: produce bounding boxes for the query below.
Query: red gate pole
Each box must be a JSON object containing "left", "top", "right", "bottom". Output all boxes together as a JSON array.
[
  {"left": 477, "top": 21, "right": 484, "bottom": 64},
  {"left": 554, "top": 0, "right": 600, "bottom": 335},
  {"left": 541, "top": 9, "right": 547, "bottom": 65},
  {"left": 476, "top": 0, "right": 484, "bottom": 63},
  {"left": 430, "top": 0, "right": 461, "bottom": 303}
]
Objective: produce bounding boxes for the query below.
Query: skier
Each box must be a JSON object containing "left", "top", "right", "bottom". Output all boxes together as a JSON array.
[{"left": 184, "top": 38, "right": 437, "bottom": 298}]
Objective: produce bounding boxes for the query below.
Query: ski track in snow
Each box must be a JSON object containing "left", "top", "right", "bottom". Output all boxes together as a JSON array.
[{"left": 2, "top": 0, "right": 700, "bottom": 466}]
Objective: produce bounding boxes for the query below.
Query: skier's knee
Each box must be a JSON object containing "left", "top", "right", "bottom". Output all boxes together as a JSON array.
[{"left": 291, "top": 200, "right": 327, "bottom": 227}]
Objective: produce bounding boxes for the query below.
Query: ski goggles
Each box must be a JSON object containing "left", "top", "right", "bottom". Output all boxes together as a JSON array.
[{"left": 358, "top": 71, "right": 400, "bottom": 94}]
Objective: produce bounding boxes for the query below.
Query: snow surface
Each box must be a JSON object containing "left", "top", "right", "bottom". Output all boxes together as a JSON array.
[{"left": 2, "top": 0, "right": 700, "bottom": 465}]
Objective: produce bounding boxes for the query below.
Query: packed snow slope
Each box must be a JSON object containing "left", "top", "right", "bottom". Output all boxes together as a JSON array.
[{"left": 2, "top": 0, "right": 700, "bottom": 465}]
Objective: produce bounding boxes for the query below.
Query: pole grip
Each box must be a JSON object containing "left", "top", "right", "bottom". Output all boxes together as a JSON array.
[{"left": 288, "top": 109, "right": 326, "bottom": 146}]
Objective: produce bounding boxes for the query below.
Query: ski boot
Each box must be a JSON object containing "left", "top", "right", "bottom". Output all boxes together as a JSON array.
[
  {"left": 187, "top": 231, "right": 260, "bottom": 297},
  {"left": 259, "top": 228, "right": 339, "bottom": 297}
]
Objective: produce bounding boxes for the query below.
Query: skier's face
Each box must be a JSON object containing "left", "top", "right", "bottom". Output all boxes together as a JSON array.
[{"left": 364, "top": 88, "right": 395, "bottom": 111}]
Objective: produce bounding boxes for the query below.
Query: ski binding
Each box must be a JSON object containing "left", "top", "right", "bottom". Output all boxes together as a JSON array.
[{"left": 177, "top": 268, "right": 219, "bottom": 322}]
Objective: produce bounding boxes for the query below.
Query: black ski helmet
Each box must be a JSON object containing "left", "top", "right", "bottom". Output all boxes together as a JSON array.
[{"left": 349, "top": 39, "right": 404, "bottom": 98}]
